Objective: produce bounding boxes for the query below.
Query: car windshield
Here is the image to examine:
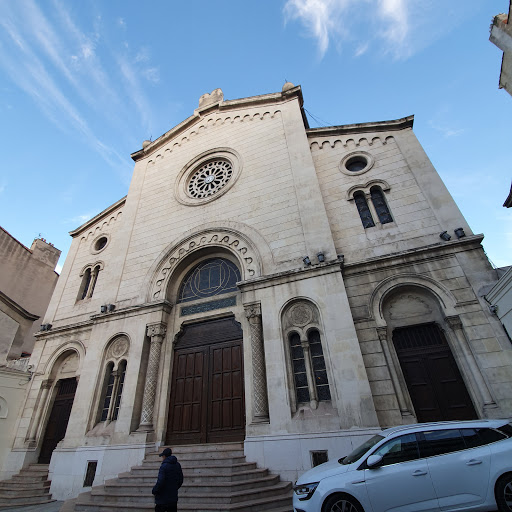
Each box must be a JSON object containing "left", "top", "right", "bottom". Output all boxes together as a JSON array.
[{"left": 340, "top": 435, "right": 384, "bottom": 465}]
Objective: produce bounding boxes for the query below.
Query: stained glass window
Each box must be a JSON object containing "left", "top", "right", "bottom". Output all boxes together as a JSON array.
[
  {"left": 178, "top": 258, "right": 241, "bottom": 303},
  {"left": 290, "top": 332, "right": 310, "bottom": 403},
  {"left": 354, "top": 192, "right": 375, "bottom": 228},
  {"left": 100, "top": 363, "right": 115, "bottom": 421},
  {"left": 370, "top": 187, "right": 393, "bottom": 224},
  {"left": 308, "top": 330, "right": 331, "bottom": 401}
]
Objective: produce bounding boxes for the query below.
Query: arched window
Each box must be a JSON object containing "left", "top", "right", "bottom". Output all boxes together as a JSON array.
[
  {"left": 99, "top": 360, "right": 126, "bottom": 423},
  {"left": 354, "top": 192, "right": 375, "bottom": 228},
  {"left": 370, "top": 186, "right": 393, "bottom": 224},
  {"left": 288, "top": 329, "right": 331, "bottom": 406},
  {"left": 178, "top": 258, "right": 241, "bottom": 303},
  {"left": 78, "top": 264, "right": 101, "bottom": 301}
]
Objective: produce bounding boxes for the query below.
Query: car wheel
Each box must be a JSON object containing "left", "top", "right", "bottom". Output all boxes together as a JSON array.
[
  {"left": 323, "top": 493, "right": 364, "bottom": 512},
  {"left": 496, "top": 473, "right": 512, "bottom": 512}
]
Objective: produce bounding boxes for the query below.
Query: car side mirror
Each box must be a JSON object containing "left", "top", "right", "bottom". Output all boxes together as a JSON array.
[{"left": 366, "top": 454, "right": 383, "bottom": 468}]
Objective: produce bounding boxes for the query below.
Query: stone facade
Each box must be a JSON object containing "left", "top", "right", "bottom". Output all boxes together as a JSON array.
[
  {"left": 4, "top": 85, "right": 512, "bottom": 500},
  {"left": 490, "top": 1, "right": 512, "bottom": 97},
  {"left": 0, "top": 228, "right": 61, "bottom": 363}
]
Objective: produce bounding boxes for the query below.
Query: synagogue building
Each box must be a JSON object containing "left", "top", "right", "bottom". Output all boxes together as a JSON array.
[{"left": 4, "top": 84, "right": 511, "bottom": 501}]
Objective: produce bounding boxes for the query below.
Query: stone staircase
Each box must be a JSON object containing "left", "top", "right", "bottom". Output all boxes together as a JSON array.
[
  {"left": 71, "top": 443, "right": 293, "bottom": 512},
  {"left": 0, "top": 463, "right": 55, "bottom": 509}
]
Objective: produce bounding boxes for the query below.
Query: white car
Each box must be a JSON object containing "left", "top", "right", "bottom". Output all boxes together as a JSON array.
[{"left": 293, "top": 419, "right": 512, "bottom": 512}]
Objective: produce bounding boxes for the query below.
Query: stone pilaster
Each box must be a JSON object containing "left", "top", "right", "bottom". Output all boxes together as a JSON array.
[
  {"left": 376, "top": 327, "right": 413, "bottom": 418},
  {"left": 138, "top": 323, "right": 167, "bottom": 430},
  {"left": 445, "top": 315, "right": 497, "bottom": 410},
  {"left": 245, "top": 303, "right": 269, "bottom": 423},
  {"left": 27, "top": 379, "right": 53, "bottom": 446}
]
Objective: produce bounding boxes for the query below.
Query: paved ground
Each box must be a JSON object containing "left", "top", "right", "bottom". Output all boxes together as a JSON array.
[{"left": 0, "top": 502, "right": 64, "bottom": 511}]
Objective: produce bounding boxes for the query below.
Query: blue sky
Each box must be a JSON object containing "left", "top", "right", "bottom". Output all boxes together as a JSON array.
[{"left": 0, "top": 0, "right": 510, "bottom": 271}]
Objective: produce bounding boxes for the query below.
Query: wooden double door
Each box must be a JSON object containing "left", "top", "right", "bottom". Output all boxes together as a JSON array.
[
  {"left": 166, "top": 317, "right": 245, "bottom": 445},
  {"left": 393, "top": 323, "right": 477, "bottom": 422}
]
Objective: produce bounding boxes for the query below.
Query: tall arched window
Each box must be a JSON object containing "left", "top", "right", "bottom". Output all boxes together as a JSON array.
[
  {"left": 289, "top": 329, "right": 331, "bottom": 406},
  {"left": 78, "top": 264, "right": 101, "bottom": 301},
  {"left": 99, "top": 360, "right": 126, "bottom": 423},
  {"left": 354, "top": 192, "right": 375, "bottom": 228},
  {"left": 177, "top": 258, "right": 241, "bottom": 303},
  {"left": 370, "top": 186, "right": 393, "bottom": 224}
]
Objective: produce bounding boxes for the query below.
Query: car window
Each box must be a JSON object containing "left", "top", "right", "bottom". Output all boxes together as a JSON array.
[
  {"left": 497, "top": 423, "right": 512, "bottom": 438},
  {"left": 372, "top": 433, "right": 419, "bottom": 466},
  {"left": 341, "top": 435, "right": 384, "bottom": 465},
  {"left": 420, "top": 429, "right": 465, "bottom": 457},
  {"left": 461, "top": 428, "right": 507, "bottom": 448}
]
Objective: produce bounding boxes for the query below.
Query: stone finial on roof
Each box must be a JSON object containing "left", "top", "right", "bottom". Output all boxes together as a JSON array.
[
  {"left": 282, "top": 81, "right": 295, "bottom": 92},
  {"left": 198, "top": 88, "right": 224, "bottom": 108}
]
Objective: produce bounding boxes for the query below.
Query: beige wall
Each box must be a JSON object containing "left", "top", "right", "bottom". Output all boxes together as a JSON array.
[{"left": 0, "top": 229, "right": 60, "bottom": 361}]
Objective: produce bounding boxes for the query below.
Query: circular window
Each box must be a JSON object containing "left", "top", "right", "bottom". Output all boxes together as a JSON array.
[
  {"left": 175, "top": 148, "right": 242, "bottom": 206},
  {"left": 91, "top": 235, "right": 109, "bottom": 254},
  {"left": 340, "top": 151, "right": 374, "bottom": 176},
  {"left": 187, "top": 159, "right": 233, "bottom": 199}
]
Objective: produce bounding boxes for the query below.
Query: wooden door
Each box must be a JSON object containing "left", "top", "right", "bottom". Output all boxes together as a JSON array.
[
  {"left": 166, "top": 317, "right": 245, "bottom": 445},
  {"left": 38, "top": 378, "right": 77, "bottom": 464},
  {"left": 393, "top": 323, "right": 477, "bottom": 422}
]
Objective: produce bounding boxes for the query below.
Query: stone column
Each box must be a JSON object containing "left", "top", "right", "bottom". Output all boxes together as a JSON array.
[
  {"left": 245, "top": 303, "right": 269, "bottom": 423},
  {"left": 445, "top": 315, "right": 497, "bottom": 409},
  {"left": 27, "top": 379, "right": 53, "bottom": 445},
  {"left": 138, "top": 323, "right": 167, "bottom": 430},
  {"left": 376, "top": 327, "right": 413, "bottom": 418}
]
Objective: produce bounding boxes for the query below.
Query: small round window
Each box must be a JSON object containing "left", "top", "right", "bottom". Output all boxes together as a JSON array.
[
  {"left": 91, "top": 235, "right": 109, "bottom": 254},
  {"left": 340, "top": 151, "right": 374, "bottom": 176}
]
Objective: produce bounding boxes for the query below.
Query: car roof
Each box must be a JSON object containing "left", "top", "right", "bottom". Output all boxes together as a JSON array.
[{"left": 380, "top": 419, "right": 511, "bottom": 437}]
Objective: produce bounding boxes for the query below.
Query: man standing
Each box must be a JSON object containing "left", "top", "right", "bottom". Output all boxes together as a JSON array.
[{"left": 152, "top": 447, "right": 183, "bottom": 512}]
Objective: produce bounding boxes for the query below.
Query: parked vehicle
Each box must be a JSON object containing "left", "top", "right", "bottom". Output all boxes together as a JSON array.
[{"left": 293, "top": 419, "right": 512, "bottom": 512}]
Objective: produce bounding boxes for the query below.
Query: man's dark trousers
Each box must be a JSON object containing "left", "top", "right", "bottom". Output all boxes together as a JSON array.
[{"left": 155, "top": 504, "right": 177, "bottom": 512}]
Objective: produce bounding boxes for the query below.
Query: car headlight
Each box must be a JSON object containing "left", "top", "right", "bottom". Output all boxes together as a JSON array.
[{"left": 293, "top": 481, "right": 319, "bottom": 501}]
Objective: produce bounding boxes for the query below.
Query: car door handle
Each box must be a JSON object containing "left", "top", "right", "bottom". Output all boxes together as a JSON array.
[
  {"left": 466, "top": 459, "right": 482, "bottom": 466},
  {"left": 412, "top": 470, "right": 428, "bottom": 476}
]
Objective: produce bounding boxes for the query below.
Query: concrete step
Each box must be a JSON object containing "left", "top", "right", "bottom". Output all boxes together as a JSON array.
[
  {"left": 0, "top": 480, "right": 50, "bottom": 490},
  {"left": 102, "top": 474, "right": 279, "bottom": 495},
  {"left": 143, "top": 456, "right": 247, "bottom": 467},
  {"left": 67, "top": 442, "right": 293, "bottom": 512},
  {"left": 0, "top": 486, "right": 51, "bottom": 497},
  {"left": 75, "top": 492, "right": 293, "bottom": 512},
  {"left": 87, "top": 481, "right": 291, "bottom": 505},
  {"left": 0, "top": 493, "right": 53, "bottom": 505},
  {"left": 116, "top": 467, "right": 270, "bottom": 484}
]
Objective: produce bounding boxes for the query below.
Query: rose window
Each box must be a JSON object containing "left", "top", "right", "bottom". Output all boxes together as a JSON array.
[{"left": 187, "top": 159, "right": 233, "bottom": 199}]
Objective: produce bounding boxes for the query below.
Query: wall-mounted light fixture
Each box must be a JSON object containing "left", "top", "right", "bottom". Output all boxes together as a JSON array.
[
  {"left": 303, "top": 256, "right": 312, "bottom": 266},
  {"left": 100, "top": 305, "right": 107, "bottom": 313},
  {"left": 439, "top": 231, "right": 451, "bottom": 241},
  {"left": 107, "top": 304, "right": 116, "bottom": 312},
  {"left": 489, "top": 304, "right": 498, "bottom": 315},
  {"left": 454, "top": 228, "right": 466, "bottom": 239},
  {"left": 39, "top": 323, "right": 52, "bottom": 331},
  {"left": 317, "top": 252, "right": 325, "bottom": 263}
]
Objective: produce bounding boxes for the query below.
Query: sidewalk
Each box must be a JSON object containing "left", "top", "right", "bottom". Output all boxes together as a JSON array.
[{"left": 0, "top": 502, "right": 63, "bottom": 511}]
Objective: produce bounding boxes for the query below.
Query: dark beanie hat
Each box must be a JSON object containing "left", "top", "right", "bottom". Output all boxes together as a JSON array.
[{"left": 159, "top": 447, "right": 173, "bottom": 457}]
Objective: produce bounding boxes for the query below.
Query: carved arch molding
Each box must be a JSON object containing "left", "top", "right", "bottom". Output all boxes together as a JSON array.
[{"left": 150, "top": 229, "right": 261, "bottom": 301}]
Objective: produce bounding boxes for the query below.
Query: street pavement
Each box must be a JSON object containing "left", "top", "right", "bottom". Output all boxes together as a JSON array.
[{"left": 0, "top": 502, "right": 64, "bottom": 511}]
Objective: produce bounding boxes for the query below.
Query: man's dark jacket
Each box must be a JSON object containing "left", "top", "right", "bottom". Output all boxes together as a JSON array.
[{"left": 152, "top": 455, "right": 183, "bottom": 504}]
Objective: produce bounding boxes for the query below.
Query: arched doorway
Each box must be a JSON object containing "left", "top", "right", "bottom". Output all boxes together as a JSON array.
[
  {"left": 392, "top": 322, "right": 476, "bottom": 422},
  {"left": 382, "top": 286, "right": 477, "bottom": 422},
  {"left": 37, "top": 351, "right": 79, "bottom": 463},
  {"left": 38, "top": 378, "right": 77, "bottom": 463},
  {"left": 166, "top": 257, "right": 245, "bottom": 445}
]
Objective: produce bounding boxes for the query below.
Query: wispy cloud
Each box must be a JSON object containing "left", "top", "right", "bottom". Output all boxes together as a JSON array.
[
  {"left": 0, "top": 0, "right": 160, "bottom": 176},
  {"left": 283, "top": 0, "right": 460, "bottom": 60},
  {"left": 429, "top": 122, "right": 465, "bottom": 138}
]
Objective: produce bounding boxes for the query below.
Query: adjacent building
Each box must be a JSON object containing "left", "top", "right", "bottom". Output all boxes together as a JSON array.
[
  {"left": 4, "top": 85, "right": 511, "bottom": 500},
  {"left": 490, "top": 1, "right": 512, "bottom": 97}
]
